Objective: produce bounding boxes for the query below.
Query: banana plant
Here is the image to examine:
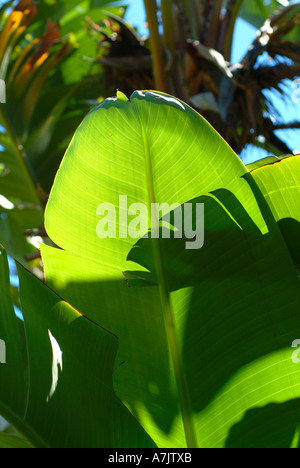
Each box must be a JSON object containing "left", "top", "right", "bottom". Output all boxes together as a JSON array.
[{"left": 1, "top": 90, "right": 299, "bottom": 448}]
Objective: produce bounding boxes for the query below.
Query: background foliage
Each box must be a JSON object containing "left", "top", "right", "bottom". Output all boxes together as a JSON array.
[{"left": 0, "top": 0, "right": 300, "bottom": 448}]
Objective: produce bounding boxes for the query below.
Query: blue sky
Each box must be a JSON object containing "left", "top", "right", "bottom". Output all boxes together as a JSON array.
[{"left": 124, "top": 0, "right": 300, "bottom": 163}]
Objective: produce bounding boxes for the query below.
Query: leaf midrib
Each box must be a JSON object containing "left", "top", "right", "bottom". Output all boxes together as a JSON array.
[{"left": 139, "top": 118, "right": 198, "bottom": 448}]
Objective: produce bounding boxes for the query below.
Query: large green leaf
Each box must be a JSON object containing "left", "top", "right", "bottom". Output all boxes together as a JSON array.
[
  {"left": 0, "top": 244, "right": 155, "bottom": 448},
  {"left": 42, "top": 90, "right": 300, "bottom": 448},
  {"left": 0, "top": 433, "right": 32, "bottom": 449},
  {"left": 246, "top": 155, "right": 290, "bottom": 172},
  {"left": 250, "top": 154, "right": 300, "bottom": 266}
]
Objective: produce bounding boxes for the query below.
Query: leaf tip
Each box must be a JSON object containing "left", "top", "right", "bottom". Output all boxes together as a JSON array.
[{"left": 116, "top": 90, "right": 129, "bottom": 103}]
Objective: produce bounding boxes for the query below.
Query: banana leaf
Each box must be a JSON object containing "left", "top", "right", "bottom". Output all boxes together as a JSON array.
[
  {"left": 41, "top": 90, "right": 300, "bottom": 448},
  {"left": 0, "top": 244, "right": 155, "bottom": 448}
]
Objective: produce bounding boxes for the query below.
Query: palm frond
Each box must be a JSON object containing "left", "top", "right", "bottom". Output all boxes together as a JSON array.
[{"left": 86, "top": 1, "right": 300, "bottom": 156}]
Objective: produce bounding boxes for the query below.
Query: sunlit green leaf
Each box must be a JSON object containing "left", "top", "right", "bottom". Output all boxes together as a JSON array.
[
  {"left": 42, "top": 90, "right": 300, "bottom": 448},
  {"left": 0, "top": 244, "right": 156, "bottom": 448},
  {"left": 250, "top": 154, "right": 300, "bottom": 265}
]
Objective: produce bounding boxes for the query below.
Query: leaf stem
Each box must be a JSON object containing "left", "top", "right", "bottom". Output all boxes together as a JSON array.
[
  {"left": 144, "top": 0, "right": 168, "bottom": 92},
  {"left": 161, "top": 0, "right": 175, "bottom": 57},
  {"left": 140, "top": 121, "right": 198, "bottom": 449}
]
